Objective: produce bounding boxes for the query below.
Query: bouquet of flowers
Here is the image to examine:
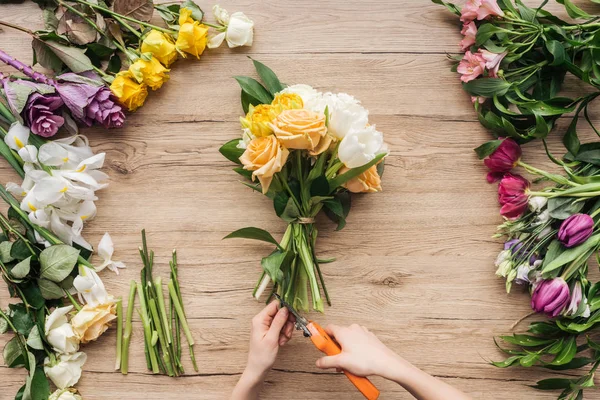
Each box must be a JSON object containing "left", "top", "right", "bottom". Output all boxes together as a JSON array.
[
  {"left": 481, "top": 137, "right": 600, "bottom": 399},
  {"left": 220, "top": 60, "right": 388, "bottom": 312},
  {"left": 434, "top": 0, "right": 600, "bottom": 153},
  {"left": 0, "top": 0, "right": 254, "bottom": 112}
]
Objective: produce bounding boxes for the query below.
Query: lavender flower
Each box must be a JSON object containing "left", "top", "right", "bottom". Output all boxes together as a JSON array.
[{"left": 23, "top": 92, "right": 65, "bottom": 137}]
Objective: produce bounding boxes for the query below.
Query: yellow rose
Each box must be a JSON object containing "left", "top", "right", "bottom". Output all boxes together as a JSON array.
[
  {"left": 270, "top": 109, "right": 328, "bottom": 151},
  {"left": 271, "top": 93, "right": 303, "bottom": 110},
  {"left": 141, "top": 30, "right": 178, "bottom": 67},
  {"left": 110, "top": 71, "right": 148, "bottom": 112},
  {"left": 175, "top": 8, "right": 208, "bottom": 58},
  {"left": 240, "top": 135, "right": 289, "bottom": 194},
  {"left": 340, "top": 165, "right": 382, "bottom": 193},
  {"left": 240, "top": 104, "right": 281, "bottom": 137},
  {"left": 70, "top": 302, "right": 117, "bottom": 344},
  {"left": 129, "top": 56, "right": 170, "bottom": 91}
]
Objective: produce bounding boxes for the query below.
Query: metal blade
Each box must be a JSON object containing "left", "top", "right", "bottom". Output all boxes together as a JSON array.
[{"left": 273, "top": 294, "right": 311, "bottom": 337}]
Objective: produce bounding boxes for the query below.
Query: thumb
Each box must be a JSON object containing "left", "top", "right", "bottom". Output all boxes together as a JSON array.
[
  {"left": 267, "top": 307, "right": 289, "bottom": 340},
  {"left": 316, "top": 355, "right": 342, "bottom": 370}
]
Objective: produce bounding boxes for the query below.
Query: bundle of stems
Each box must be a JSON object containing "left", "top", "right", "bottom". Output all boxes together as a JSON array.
[{"left": 117, "top": 230, "right": 197, "bottom": 375}]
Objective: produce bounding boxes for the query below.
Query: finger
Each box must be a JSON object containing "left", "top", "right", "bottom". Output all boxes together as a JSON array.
[
  {"left": 254, "top": 301, "right": 280, "bottom": 328},
  {"left": 267, "top": 307, "right": 289, "bottom": 341},
  {"left": 283, "top": 320, "right": 294, "bottom": 338},
  {"left": 324, "top": 324, "right": 343, "bottom": 339},
  {"left": 278, "top": 331, "right": 292, "bottom": 346},
  {"left": 361, "top": 325, "right": 369, "bottom": 333},
  {"left": 316, "top": 355, "right": 342, "bottom": 370}
]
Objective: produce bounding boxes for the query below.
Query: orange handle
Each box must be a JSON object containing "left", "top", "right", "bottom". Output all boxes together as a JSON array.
[{"left": 308, "top": 322, "right": 380, "bottom": 400}]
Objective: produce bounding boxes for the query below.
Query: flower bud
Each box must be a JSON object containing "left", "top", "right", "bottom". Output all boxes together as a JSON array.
[
  {"left": 528, "top": 196, "right": 547, "bottom": 212},
  {"left": 498, "top": 173, "right": 530, "bottom": 219},
  {"left": 558, "top": 213, "right": 594, "bottom": 248},
  {"left": 531, "top": 278, "right": 570, "bottom": 317}
]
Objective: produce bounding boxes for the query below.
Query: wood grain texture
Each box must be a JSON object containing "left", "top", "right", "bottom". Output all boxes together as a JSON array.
[{"left": 0, "top": 0, "right": 598, "bottom": 398}]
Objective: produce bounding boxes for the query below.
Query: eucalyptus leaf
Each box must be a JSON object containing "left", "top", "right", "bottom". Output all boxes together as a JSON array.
[
  {"left": 9, "top": 304, "right": 34, "bottom": 335},
  {"left": 39, "top": 245, "right": 80, "bottom": 283}
]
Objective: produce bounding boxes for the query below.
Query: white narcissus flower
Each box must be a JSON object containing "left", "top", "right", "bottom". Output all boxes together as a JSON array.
[
  {"left": 5, "top": 122, "right": 29, "bottom": 151},
  {"left": 18, "top": 145, "right": 38, "bottom": 163},
  {"left": 96, "top": 233, "right": 126, "bottom": 274},
  {"left": 45, "top": 305, "right": 80, "bottom": 354},
  {"left": 73, "top": 266, "right": 111, "bottom": 306},
  {"left": 338, "top": 125, "right": 388, "bottom": 168},
  {"left": 44, "top": 352, "right": 87, "bottom": 389},
  {"left": 49, "top": 388, "right": 82, "bottom": 400},
  {"left": 207, "top": 6, "right": 254, "bottom": 49},
  {"left": 280, "top": 84, "right": 323, "bottom": 112},
  {"left": 528, "top": 196, "right": 548, "bottom": 212}
]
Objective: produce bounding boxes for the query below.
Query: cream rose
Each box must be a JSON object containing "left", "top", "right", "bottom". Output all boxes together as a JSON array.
[
  {"left": 270, "top": 109, "right": 327, "bottom": 151},
  {"left": 71, "top": 302, "right": 117, "bottom": 343},
  {"left": 45, "top": 305, "right": 79, "bottom": 354},
  {"left": 340, "top": 165, "right": 382, "bottom": 193},
  {"left": 44, "top": 352, "right": 87, "bottom": 389},
  {"left": 49, "top": 388, "right": 82, "bottom": 400},
  {"left": 240, "top": 135, "right": 289, "bottom": 194}
]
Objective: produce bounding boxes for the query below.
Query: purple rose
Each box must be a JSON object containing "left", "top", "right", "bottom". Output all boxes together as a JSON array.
[
  {"left": 558, "top": 213, "right": 594, "bottom": 248},
  {"left": 531, "top": 278, "right": 570, "bottom": 318},
  {"left": 23, "top": 92, "right": 65, "bottom": 137}
]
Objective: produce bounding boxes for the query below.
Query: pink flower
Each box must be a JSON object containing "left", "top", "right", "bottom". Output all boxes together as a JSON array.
[
  {"left": 461, "top": 0, "right": 504, "bottom": 23},
  {"left": 531, "top": 278, "right": 570, "bottom": 318},
  {"left": 558, "top": 214, "right": 594, "bottom": 248},
  {"left": 480, "top": 49, "right": 507, "bottom": 77},
  {"left": 498, "top": 173, "right": 530, "bottom": 219},
  {"left": 457, "top": 51, "right": 486, "bottom": 83},
  {"left": 484, "top": 137, "right": 521, "bottom": 176},
  {"left": 460, "top": 22, "right": 477, "bottom": 51},
  {"left": 471, "top": 96, "right": 486, "bottom": 104}
]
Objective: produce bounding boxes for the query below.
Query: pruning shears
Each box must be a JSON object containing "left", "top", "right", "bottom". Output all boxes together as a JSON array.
[{"left": 274, "top": 294, "right": 380, "bottom": 400}]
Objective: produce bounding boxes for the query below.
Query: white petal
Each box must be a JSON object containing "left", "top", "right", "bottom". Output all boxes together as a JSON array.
[
  {"left": 5, "top": 122, "right": 30, "bottom": 151},
  {"left": 38, "top": 142, "right": 70, "bottom": 166},
  {"left": 207, "top": 31, "right": 226, "bottom": 49},
  {"left": 45, "top": 306, "right": 73, "bottom": 333},
  {"left": 97, "top": 233, "right": 114, "bottom": 261},
  {"left": 18, "top": 145, "right": 38, "bottom": 163},
  {"left": 226, "top": 12, "right": 254, "bottom": 47}
]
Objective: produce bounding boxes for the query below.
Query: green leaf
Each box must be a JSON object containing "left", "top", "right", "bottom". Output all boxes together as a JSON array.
[
  {"left": 26, "top": 327, "right": 43, "bottom": 351},
  {"left": 39, "top": 245, "right": 80, "bottom": 283},
  {"left": 430, "top": 0, "right": 461, "bottom": 15},
  {"left": 224, "top": 227, "right": 282, "bottom": 250},
  {"left": 0, "top": 241, "right": 14, "bottom": 263},
  {"left": 181, "top": 0, "right": 204, "bottom": 21},
  {"left": 261, "top": 250, "right": 292, "bottom": 283},
  {"left": 556, "top": 0, "right": 592, "bottom": 19},
  {"left": 32, "top": 38, "right": 94, "bottom": 73},
  {"left": 542, "top": 234, "right": 600, "bottom": 275},
  {"left": 324, "top": 192, "right": 351, "bottom": 231},
  {"left": 546, "top": 40, "right": 565, "bottom": 66},
  {"left": 544, "top": 357, "right": 595, "bottom": 370},
  {"left": 550, "top": 336, "right": 577, "bottom": 365},
  {"left": 564, "top": 113, "right": 580, "bottom": 155},
  {"left": 475, "top": 23, "right": 504, "bottom": 46},
  {"left": 474, "top": 139, "right": 503, "bottom": 159},
  {"left": 11, "top": 239, "right": 33, "bottom": 260},
  {"left": 241, "top": 90, "right": 261, "bottom": 114},
  {"left": 491, "top": 355, "right": 522, "bottom": 368},
  {"left": 500, "top": 334, "right": 555, "bottom": 347},
  {"left": 9, "top": 304, "right": 34, "bottom": 335},
  {"left": 0, "top": 318, "right": 7, "bottom": 334},
  {"left": 273, "top": 192, "right": 289, "bottom": 217},
  {"left": 31, "top": 37, "right": 63, "bottom": 72},
  {"left": 38, "top": 279, "right": 64, "bottom": 300},
  {"left": 462, "top": 78, "right": 512, "bottom": 97},
  {"left": 219, "top": 139, "right": 244, "bottom": 164},
  {"left": 251, "top": 58, "right": 285, "bottom": 95},
  {"left": 11, "top": 257, "right": 31, "bottom": 279},
  {"left": 3, "top": 336, "right": 25, "bottom": 368},
  {"left": 234, "top": 76, "right": 273, "bottom": 105},
  {"left": 24, "top": 366, "right": 50, "bottom": 400},
  {"left": 547, "top": 197, "right": 584, "bottom": 219},
  {"left": 532, "top": 378, "right": 572, "bottom": 390},
  {"left": 279, "top": 197, "right": 300, "bottom": 223},
  {"left": 328, "top": 153, "right": 386, "bottom": 191},
  {"left": 20, "top": 282, "right": 44, "bottom": 310},
  {"left": 519, "top": 352, "right": 539, "bottom": 367}
]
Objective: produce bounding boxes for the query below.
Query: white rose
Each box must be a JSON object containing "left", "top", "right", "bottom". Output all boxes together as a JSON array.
[
  {"left": 528, "top": 196, "right": 547, "bottom": 212},
  {"left": 212, "top": 4, "right": 230, "bottom": 24},
  {"left": 280, "top": 84, "right": 323, "bottom": 112},
  {"left": 225, "top": 12, "right": 254, "bottom": 47},
  {"left": 44, "top": 352, "right": 87, "bottom": 389},
  {"left": 5, "top": 122, "right": 30, "bottom": 151},
  {"left": 49, "top": 388, "right": 82, "bottom": 400},
  {"left": 338, "top": 125, "right": 387, "bottom": 168},
  {"left": 322, "top": 92, "right": 369, "bottom": 140},
  {"left": 45, "top": 306, "right": 79, "bottom": 354}
]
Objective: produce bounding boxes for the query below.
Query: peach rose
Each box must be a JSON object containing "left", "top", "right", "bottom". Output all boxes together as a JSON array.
[
  {"left": 240, "top": 135, "right": 289, "bottom": 194},
  {"left": 70, "top": 302, "right": 116, "bottom": 343},
  {"left": 340, "top": 165, "right": 382, "bottom": 193},
  {"left": 270, "top": 109, "right": 328, "bottom": 152}
]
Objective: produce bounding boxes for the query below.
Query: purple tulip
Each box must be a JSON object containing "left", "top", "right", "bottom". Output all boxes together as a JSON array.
[
  {"left": 531, "top": 278, "right": 570, "bottom": 317},
  {"left": 23, "top": 92, "right": 65, "bottom": 137},
  {"left": 558, "top": 214, "right": 594, "bottom": 248}
]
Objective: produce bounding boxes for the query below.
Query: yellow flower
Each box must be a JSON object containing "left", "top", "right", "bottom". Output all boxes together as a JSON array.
[
  {"left": 340, "top": 165, "right": 382, "bottom": 193},
  {"left": 129, "top": 56, "right": 170, "bottom": 91},
  {"left": 240, "top": 135, "right": 289, "bottom": 194},
  {"left": 271, "top": 93, "right": 303, "bottom": 110},
  {"left": 110, "top": 71, "right": 148, "bottom": 112},
  {"left": 70, "top": 302, "right": 117, "bottom": 344},
  {"left": 141, "top": 30, "right": 178, "bottom": 67},
  {"left": 175, "top": 8, "right": 208, "bottom": 58},
  {"left": 270, "top": 109, "right": 328, "bottom": 151},
  {"left": 240, "top": 104, "right": 282, "bottom": 137}
]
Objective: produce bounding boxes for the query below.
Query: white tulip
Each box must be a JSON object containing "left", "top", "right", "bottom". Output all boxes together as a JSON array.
[
  {"left": 280, "top": 84, "right": 323, "bottom": 112},
  {"left": 5, "top": 122, "right": 29, "bottom": 151},
  {"left": 95, "top": 233, "right": 126, "bottom": 274},
  {"left": 338, "top": 125, "right": 387, "bottom": 168},
  {"left": 45, "top": 306, "right": 80, "bottom": 354},
  {"left": 73, "top": 266, "right": 110, "bottom": 306},
  {"left": 49, "top": 388, "right": 82, "bottom": 400},
  {"left": 44, "top": 352, "right": 87, "bottom": 389}
]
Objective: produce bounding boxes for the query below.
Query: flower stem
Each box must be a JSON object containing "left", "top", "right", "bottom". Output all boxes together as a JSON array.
[
  {"left": 154, "top": 277, "right": 172, "bottom": 344},
  {"left": 137, "top": 281, "right": 160, "bottom": 373},
  {"left": 63, "top": 289, "right": 82, "bottom": 311},
  {"left": 115, "top": 298, "right": 123, "bottom": 371},
  {"left": 121, "top": 280, "right": 136, "bottom": 374},
  {"left": 0, "top": 49, "right": 53, "bottom": 85},
  {"left": 0, "top": 20, "right": 34, "bottom": 35},
  {"left": 517, "top": 160, "right": 578, "bottom": 187},
  {"left": 168, "top": 279, "right": 198, "bottom": 372}
]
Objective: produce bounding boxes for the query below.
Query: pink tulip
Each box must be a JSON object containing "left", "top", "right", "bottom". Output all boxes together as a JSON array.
[
  {"left": 484, "top": 137, "right": 521, "bottom": 173},
  {"left": 460, "top": 22, "right": 477, "bottom": 51},
  {"left": 558, "top": 214, "right": 594, "bottom": 248},
  {"left": 531, "top": 278, "right": 570, "bottom": 318},
  {"left": 457, "top": 51, "right": 486, "bottom": 83},
  {"left": 498, "top": 173, "right": 529, "bottom": 219},
  {"left": 480, "top": 49, "right": 507, "bottom": 77}
]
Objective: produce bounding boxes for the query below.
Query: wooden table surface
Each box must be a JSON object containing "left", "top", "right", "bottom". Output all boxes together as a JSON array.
[{"left": 1, "top": 1, "right": 597, "bottom": 398}]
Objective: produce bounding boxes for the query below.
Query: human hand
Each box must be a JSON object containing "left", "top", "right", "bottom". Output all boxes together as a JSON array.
[
  {"left": 246, "top": 300, "right": 295, "bottom": 377},
  {"left": 315, "top": 324, "right": 407, "bottom": 380}
]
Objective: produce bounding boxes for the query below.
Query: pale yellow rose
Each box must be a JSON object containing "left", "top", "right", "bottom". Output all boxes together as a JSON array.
[
  {"left": 340, "top": 165, "right": 382, "bottom": 193},
  {"left": 129, "top": 56, "right": 170, "bottom": 90},
  {"left": 141, "top": 30, "right": 178, "bottom": 67},
  {"left": 271, "top": 93, "right": 303, "bottom": 110},
  {"left": 240, "top": 104, "right": 282, "bottom": 137},
  {"left": 110, "top": 71, "right": 148, "bottom": 112},
  {"left": 240, "top": 135, "right": 289, "bottom": 194},
  {"left": 270, "top": 109, "right": 328, "bottom": 151},
  {"left": 176, "top": 8, "right": 208, "bottom": 58},
  {"left": 70, "top": 302, "right": 117, "bottom": 343}
]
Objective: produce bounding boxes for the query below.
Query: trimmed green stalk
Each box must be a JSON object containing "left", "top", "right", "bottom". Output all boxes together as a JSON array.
[
  {"left": 149, "top": 298, "right": 175, "bottom": 377},
  {"left": 115, "top": 298, "right": 123, "bottom": 371},
  {"left": 137, "top": 282, "right": 160, "bottom": 373},
  {"left": 154, "top": 277, "right": 172, "bottom": 344},
  {"left": 295, "top": 224, "right": 323, "bottom": 312},
  {"left": 168, "top": 279, "right": 198, "bottom": 372},
  {"left": 255, "top": 224, "right": 294, "bottom": 300},
  {"left": 121, "top": 281, "right": 136, "bottom": 374}
]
